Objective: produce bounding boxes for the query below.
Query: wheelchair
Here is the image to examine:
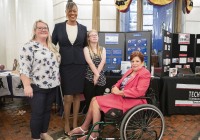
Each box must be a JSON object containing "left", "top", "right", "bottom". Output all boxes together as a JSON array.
[{"left": 72, "top": 87, "right": 165, "bottom": 140}]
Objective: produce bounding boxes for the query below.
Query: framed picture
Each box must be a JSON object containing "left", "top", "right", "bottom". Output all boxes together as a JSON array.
[{"left": 169, "top": 68, "right": 177, "bottom": 77}]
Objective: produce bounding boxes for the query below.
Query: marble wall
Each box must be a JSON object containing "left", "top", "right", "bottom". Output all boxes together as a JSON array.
[
  {"left": 0, "top": 0, "right": 116, "bottom": 69},
  {"left": 0, "top": 0, "right": 53, "bottom": 69},
  {"left": 53, "top": 0, "right": 116, "bottom": 31},
  {"left": 183, "top": 0, "right": 200, "bottom": 34}
]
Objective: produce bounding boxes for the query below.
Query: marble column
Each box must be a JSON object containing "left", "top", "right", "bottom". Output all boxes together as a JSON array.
[
  {"left": 116, "top": 9, "right": 120, "bottom": 32},
  {"left": 137, "top": 0, "right": 143, "bottom": 31},
  {"left": 3, "top": 0, "right": 16, "bottom": 69},
  {"left": 174, "top": 0, "right": 182, "bottom": 33},
  {"left": 0, "top": 0, "right": 7, "bottom": 65},
  {"left": 92, "top": 0, "right": 100, "bottom": 31}
]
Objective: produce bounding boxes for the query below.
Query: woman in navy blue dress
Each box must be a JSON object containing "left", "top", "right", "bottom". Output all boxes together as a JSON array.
[{"left": 52, "top": 1, "right": 87, "bottom": 135}]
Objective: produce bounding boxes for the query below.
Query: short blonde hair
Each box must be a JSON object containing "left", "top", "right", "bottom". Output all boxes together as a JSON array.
[{"left": 31, "top": 20, "right": 61, "bottom": 63}]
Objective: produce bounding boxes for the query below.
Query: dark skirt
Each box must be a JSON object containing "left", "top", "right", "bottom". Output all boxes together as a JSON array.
[{"left": 60, "top": 64, "right": 86, "bottom": 95}]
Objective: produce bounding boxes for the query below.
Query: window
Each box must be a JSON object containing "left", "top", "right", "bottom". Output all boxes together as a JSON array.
[{"left": 143, "top": 0, "right": 153, "bottom": 31}]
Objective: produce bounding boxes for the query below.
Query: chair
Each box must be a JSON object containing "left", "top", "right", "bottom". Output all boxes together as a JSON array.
[{"left": 72, "top": 82, "right": 165, "bottom": 140}]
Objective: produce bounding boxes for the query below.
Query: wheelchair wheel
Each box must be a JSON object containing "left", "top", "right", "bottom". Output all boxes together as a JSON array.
[{"left": 120, "top": 104, "right": 165, "bottom": 140}]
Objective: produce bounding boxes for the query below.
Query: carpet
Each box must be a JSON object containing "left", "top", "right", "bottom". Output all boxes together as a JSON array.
[
  {"left": 51, "top": 130, "right": 91, "bottom": 140},
  {"left": 193, "top": 132, "right": 200, "bottom": 140},
  {"left": 51, "top": 130, "right": 71, "bottom": 140},
  {"left": 51, "top": 125, "right": 120, "bottom": 140}
]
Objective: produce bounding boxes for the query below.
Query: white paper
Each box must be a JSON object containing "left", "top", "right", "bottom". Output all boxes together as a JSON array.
[
  {"left": 179, "top": 58, "right": 187, "bottom": 64},
  {"left": 169, "top": 68, "right": 177, "bottom": 77},
  {"left": 164, "top": 36, "right": 166, "bottom": 42},
  {"left": 175, "top": 65, "right": 182, "bottom": 68},
  {"left": 180, "top": 45, "right": 187, "bottom": 51},
  {"left": 197, "top": 39, "right": 200, "bottom": 44},
  {"left": 187, "top": 57, "right": 194, "bottom": 63},
  {"left": 196, "top": 57, "right": 200, "bottom": 62},
  {"left": 120, "top": 61, "right": 131, "bottom": 75},
  {"left": 168, "top": 45, "right": 170, "bottom": 50},
  {"left": 165, "top": 44, "right": 167, "bottom": 50},
  {"left": 105, "top": 33, "right": 119, "bottom": 44},
  {"left": 172, "top": 58, "right": 179, "bottom": 63}
]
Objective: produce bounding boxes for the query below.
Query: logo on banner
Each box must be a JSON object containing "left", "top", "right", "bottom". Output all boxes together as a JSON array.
[
  {"left": 148, "top": 0, "right": 173, "bottom": 6},
  {"left": 175, "top": 83, "right": 200, "bottom": 106},
  {"left": 189, "top": 91, "right": 200, "bottom": 100},
  {"left": 115, "top": 0, "right": 132, "bottom": 12},
  {"left": 185, "top": 0, "right": 193, "bottom": 14}
]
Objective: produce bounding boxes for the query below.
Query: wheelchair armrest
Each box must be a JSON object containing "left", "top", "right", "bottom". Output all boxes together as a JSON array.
[
  {"left": 123, "top": 96, "right": 150, "bottom": 99},
  {"left": 123, "top": 88, "right": 159, "bottom": 107}
]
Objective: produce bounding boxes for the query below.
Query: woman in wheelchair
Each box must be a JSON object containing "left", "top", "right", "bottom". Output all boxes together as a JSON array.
[{"left": 68, "top": 51, "right": 151, "bottom": 140}]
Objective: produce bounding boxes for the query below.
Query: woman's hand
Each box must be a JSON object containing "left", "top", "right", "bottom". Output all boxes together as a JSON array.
[
  {"left": 112, "top": 86, "right": 120, "bottom": 94},
  {"left": 93, "top": 74, "right": 100, "bottom": 85},
  {"left": 24, "top": 85, "right": 33, "bottom": 98},
  {"left": 112, "top": 86, "right": 124, "bottom": 96}
]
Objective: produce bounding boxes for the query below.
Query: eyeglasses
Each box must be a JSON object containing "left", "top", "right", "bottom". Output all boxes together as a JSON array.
[
  {"left": 36, "top": 27, "right": 48, "bottom": 31},
  {"left": 89, "top": 34, "right": 98, "bottom": 37}
]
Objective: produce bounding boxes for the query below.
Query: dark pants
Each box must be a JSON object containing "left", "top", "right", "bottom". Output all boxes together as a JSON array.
[
  {"left": 29, "top": 84, "right": 57, "bottom": 139},
  {"left": 83, "top": 79, "right": 105, "bottom": 113}
]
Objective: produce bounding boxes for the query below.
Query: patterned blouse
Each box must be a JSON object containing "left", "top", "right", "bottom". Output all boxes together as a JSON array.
[
  {"left": 120, "top": 75, "right": 132, "bottom": 90},
  {"left": 85, "top": 47, "right": 106, "bottom": 86},
  {"left": 19, "top": 41, "right": 60, "bottom": 89}
]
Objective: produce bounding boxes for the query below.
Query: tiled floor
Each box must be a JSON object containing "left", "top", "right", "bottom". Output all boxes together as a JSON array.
[{"left": 0, "top": 98, "right": 199, "bottom": 140}]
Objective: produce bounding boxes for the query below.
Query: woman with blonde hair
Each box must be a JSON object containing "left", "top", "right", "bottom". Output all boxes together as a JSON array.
[
  {"left": 19, "top": 20, "right": 60, "bottom": 140},
  {"left": 83, "top": 29, "right": 106, "bottom": 113}
]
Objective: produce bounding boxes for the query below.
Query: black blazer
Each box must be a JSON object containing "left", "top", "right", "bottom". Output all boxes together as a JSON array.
[{"left": 52, "top": 21, "right": 87, "bottom": 65}]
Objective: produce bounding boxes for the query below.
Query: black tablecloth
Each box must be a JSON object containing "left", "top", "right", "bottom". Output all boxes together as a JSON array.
[{"left": 160, "top": 76, "right": 200, "bottom": 115}]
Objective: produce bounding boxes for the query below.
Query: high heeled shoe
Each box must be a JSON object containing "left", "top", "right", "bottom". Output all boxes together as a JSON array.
[{"left": 68, "top": 127, "right": 88, "bottom": 136}]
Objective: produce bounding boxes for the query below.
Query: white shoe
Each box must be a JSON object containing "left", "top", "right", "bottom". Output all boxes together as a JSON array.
[{"left": 40, "top": 133, "right": 53, "bottom": 140}]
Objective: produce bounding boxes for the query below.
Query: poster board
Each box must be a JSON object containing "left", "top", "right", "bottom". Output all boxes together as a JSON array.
[
  {"left": 125, "top": 31, "right": 152, "bottom": 70},
  {"left": 195, "top": 34, "right": 200, "bottom": 67},
  {"left": 170, "top": 33, "right": 195, "bottom": 72},
  {"left": 161, "top": 30, "right": 197, "bottom": 77},
  {"left": 161, "top": 30, "right": 172, "bottom": 77},
  {"left": 98, "top": 32, "right": 125, "bottom": 72}
]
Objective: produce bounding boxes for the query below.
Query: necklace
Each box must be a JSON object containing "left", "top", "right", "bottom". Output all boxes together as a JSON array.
[{"left": 91, "top": 47, "right": 97, "bottom": 54}]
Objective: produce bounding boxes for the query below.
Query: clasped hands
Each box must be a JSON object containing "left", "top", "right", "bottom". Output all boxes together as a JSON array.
[
  {"left": 93, "top": 74, "right": 100, "bottom": 85},
  {"left": 111, "top": 86, "right": 124, "bottom": 96}
]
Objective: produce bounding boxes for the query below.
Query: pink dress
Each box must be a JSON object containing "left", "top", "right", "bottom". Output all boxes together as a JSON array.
[{"left": 96, "top": 67, "right": 151, "bottom": 113}]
